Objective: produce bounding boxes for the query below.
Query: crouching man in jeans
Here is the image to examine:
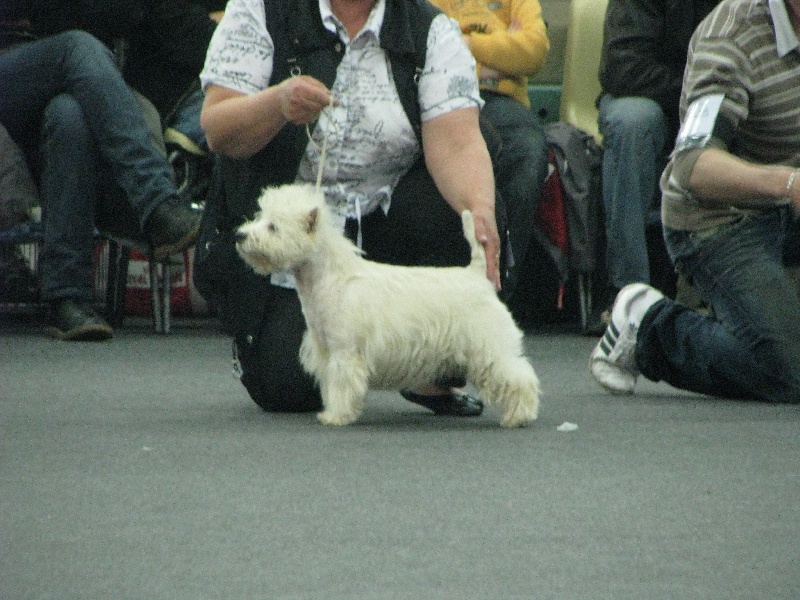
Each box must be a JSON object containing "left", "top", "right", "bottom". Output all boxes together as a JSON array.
[{"left": 589, "top": 0, "right": 800, "bottom": 402}]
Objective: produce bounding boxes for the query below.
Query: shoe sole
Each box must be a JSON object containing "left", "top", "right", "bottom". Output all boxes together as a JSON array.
[
  {"left": 400, "top": 390, "right": 484, "bottom": 416},
  {"left": 589, "top": 356, "right": 636, "bottom": 395},
  {"left": 45, "top": 323, "right": 113, "bottom": 341}
]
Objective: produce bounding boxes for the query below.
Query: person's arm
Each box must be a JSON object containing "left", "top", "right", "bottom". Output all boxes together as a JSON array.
[
  {"left": 421, "top": 107, "right": 502, "bottom": 290},
  {"left": 464, "top": 0, "right": 549, "bottom": 77},
  {"left": 200, "top": 77, "right": 335, "bottom": 159},
  {"left": 684, "top": 147, "right": 800, "bottom": 211}
]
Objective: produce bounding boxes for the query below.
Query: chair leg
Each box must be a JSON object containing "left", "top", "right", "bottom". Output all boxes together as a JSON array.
[
  {"left": 149, "top": 259, "right": 163, "bottom": 333},
  {"left": 161, "top": 261, "right": 171, "bottom": 334},
  {"left": 147, "top": 258, "right": 172, "bottom": 334},
  {"left": 578, "top": 273, "right": 593, "bottom": 332},
  {"left": 105, "top": 240, "right": 130, "bottom": 328}
]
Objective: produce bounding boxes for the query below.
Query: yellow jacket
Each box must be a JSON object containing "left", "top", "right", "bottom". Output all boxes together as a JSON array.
[{"left": 430, "top": 0, "right": 550, "bottom": 108}]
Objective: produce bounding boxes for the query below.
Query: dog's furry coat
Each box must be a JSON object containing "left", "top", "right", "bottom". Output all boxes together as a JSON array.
[{"left": 236, "top": 184, "right": 540, "bottom": 426}]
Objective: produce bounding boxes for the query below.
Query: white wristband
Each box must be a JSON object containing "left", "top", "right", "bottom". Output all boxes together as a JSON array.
[{"left": 784, "top": 168, "right": 799, "bottom": 204}]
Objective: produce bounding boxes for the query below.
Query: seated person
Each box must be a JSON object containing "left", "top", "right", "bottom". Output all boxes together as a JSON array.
[
  {"left": 0, "top": 22, "right": 201, "bottom": 340},
  {"left": 196, "top": 0, "right": 508, "bottom": 415},
  {"left": 594, "top": 0, "right": 720, "bottom": 328},
  {"left": 27, "top": 1, "right": 227, "bottom": 204},
  {"left": 430, "top": 0, "right": 550, "bottom": 324}
]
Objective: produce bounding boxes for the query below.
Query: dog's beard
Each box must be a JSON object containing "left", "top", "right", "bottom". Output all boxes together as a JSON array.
[{"left": 236, "top": 245, "right": 278, "bottom": 275}]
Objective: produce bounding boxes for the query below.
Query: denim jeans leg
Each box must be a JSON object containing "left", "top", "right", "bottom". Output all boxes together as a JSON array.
[
  {"left": 598, "top": 95, "right": 667, "bottom": 289},
  {"left": 169, "top": 88, "right": 208, "bottom": 151},
  {"left": 636, "top": 211, "right": 800, "bottom": 402},
  {"left": 39, "top": 94, "right": 99, "bottom": 303},
  {"left": 480, "top": 92, "right": 549, "bottom": 297},
  {"left": 0, "top": 31, "right": 176, "bottom": 227}
]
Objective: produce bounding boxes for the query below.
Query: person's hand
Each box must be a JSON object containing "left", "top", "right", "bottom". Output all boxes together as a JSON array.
[
  {"left": 471, "top": 206, "right": 502, "bottom": 291},
  {"left": 277, "top": 76, "right": 338, "bottom": 125},
  {"left": 480, "top": 66, "right": 503, "bottom": 80}
]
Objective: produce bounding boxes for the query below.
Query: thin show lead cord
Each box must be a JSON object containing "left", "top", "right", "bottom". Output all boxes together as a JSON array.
[
  {"left": 306, "top": 93, "right": 338, "bottom": 193},
  {"left": 305, "top": 94, "right": 366, "bottom": 248}
]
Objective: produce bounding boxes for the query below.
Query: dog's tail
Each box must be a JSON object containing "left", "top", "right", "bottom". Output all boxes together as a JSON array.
[{"left": 461, "top": 210, "right": 487, "bottom": 272}]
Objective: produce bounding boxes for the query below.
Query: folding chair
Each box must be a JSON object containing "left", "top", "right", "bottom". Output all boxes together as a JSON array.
[
  {"left": 559, "top": 0, "right": 608, "bottom": 144},
  {"left": 556, "top": 0, "right": 609, "bottom": 330}
]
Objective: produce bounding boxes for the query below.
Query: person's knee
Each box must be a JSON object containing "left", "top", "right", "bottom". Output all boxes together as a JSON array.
[
  {"left": 43, "top": 94, "right": 84, "bottom": 131},
  {"left": 601, "top": 97, "right": 666, "bottom": 140},
  {"left": 500, "top": 124, "right": 547, "bottom": 162},
  {"left": 487, "top": 107, "right": 548, "bottom": 190},
  {"left": 42, "top": 94, "right": 92, "bottom": 157},
  {"left": 55, "top": 29, "right": 114, "bottom": 62},
  {"left": 237, "top": 332, "right": 322, "bottom": 412},
  {"left": 243, "top": 369, "right": 321, "bottom": 412}
]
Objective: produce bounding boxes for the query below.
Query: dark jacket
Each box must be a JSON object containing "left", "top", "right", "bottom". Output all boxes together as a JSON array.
[
  {"left": 598, "top": 0, "right": 720, "bottom": 135},
  {"left": 122, "top": 0, "right": 219, "bottom": 119}
]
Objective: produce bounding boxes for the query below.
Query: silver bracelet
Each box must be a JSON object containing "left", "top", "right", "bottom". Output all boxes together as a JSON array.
[{"left": 784, "top": 168, "right": 799, "bottom": 204}]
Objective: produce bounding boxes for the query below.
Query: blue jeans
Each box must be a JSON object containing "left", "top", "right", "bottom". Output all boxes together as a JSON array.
[
  {"left": 636, "top": 208, "right": 800, "bottom": 403},
  {"left": 0, "top": 31, "right": 178, "bottom": 301},
  {"left": 480, "top": 91, "right": 549, "bottom": 299},
  {"left": 598, "top": 95, "right": 668, "bottom": 290},
  {"left": 168, "top": 88, "right": 208, "bottom": 152}
]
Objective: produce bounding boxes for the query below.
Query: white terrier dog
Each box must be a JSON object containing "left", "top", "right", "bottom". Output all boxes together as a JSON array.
[{"left": 235, "top": 184, "right": 540, "bottom": 427}]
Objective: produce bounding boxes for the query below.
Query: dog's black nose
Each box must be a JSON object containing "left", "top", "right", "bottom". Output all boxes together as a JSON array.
[{"left": 234, "top": 231, "right": 247, "bottom": 243}]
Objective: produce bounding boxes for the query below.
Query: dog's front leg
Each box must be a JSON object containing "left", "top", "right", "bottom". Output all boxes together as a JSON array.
[{"left": 316, "top": 354, "right": 369, "bottom": 426}]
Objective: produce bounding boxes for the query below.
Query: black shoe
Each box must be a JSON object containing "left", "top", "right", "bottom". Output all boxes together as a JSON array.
[
  {"left": 583, "top": 285, "right": 619, "bottom": 336},
  {"left": 45, "top": 299, "right": 113, "bottom": 341},
  {"left": 400, "top": 390, "right": 484, "bottom": 416},
  {"left": 144, "top": 200, "right": 202, "bottom": 261},
  {"left": 583, "top": 307, "right": 611, "bottom": 337}
]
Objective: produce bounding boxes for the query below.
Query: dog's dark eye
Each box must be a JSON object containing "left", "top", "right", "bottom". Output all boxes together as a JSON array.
[{"left": 268, "top": 222, "right": 277, "bottom": 233}]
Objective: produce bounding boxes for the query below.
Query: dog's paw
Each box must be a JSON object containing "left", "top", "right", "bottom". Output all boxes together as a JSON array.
[
  {"left": 499, "top": 399, "right": 539, "bottom": 428},
  {"left": 500, "top": 412, "right": 536, "bottom": 428},
  {"left": 317, "top": 410, "right": 358, "bottom": 426}
]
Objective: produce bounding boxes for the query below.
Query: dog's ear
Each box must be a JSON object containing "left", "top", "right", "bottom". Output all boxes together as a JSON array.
[{"left": 306, "top": 207, "right": 319, "bottom": 234}]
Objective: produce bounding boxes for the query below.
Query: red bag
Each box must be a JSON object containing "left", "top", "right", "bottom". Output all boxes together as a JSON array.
[
  {"left": 124, "top": 248, "right": 209, "bottom": 317},
  {"left": 534, "top": 148, "right": 571, "bottom": 309}
]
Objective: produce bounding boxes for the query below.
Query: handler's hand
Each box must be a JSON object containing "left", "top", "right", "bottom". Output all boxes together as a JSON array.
[
  {"left": 471, "top": 206, "right": 503, "bottom": 291},
  {"left": 278, "top": 76, "right": 337, "bottom": 125}
]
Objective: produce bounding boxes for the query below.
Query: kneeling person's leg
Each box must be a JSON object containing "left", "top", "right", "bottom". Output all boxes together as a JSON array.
[{"left": 233, "top": 272, "right": 322, "bottom": 413}]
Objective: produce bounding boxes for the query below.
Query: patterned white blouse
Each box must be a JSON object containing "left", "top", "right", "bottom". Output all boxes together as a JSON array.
[{"left": 200, "top": 0, "right": 482, "bottom": 225}]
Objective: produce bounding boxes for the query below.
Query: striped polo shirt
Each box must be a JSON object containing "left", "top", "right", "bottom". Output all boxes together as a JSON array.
[{"left": 661, "top": 0, "right": 800, "bottom": 231}]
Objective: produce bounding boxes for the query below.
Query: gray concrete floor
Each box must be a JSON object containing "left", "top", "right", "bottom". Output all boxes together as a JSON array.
[{"left": 2, "top": 316, "right": 799, "bottom": 599}]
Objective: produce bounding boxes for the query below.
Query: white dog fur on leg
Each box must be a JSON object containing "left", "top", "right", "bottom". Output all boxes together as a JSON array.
[{"left": 235, "top": 183, "right": 540, "bottom": 427}]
